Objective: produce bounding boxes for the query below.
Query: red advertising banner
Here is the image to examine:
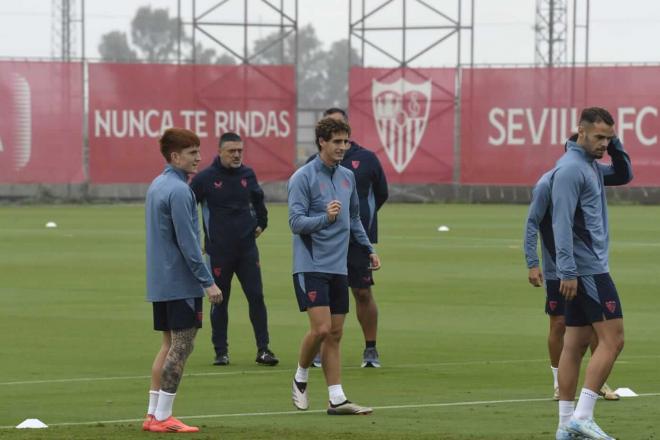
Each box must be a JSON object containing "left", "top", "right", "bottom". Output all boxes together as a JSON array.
[
  {"left": 0, "top": 61, "right": 84, "bottom": 184},
  {"left": 89, "top": 63, "right": 295, "bottom": 183},
  {"left": 349, "top": 67, "right": 455, "bottom": 183},
  {"left": 461, "top": 67, "right": 660, "bottom": 186}
]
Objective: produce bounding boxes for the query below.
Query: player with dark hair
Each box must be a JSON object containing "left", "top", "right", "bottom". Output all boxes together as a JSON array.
[
  {"left": 307, "top": 107, "right": 388, "bottom": 368},
  {"left": 551, "top": 108, "right": 633, "bottom": 440},
  {"left": 525, "top": 132, "right": 631, "bottom": 402},
  {"left": 190, "top": 132, "right": 278, "bottom": 367},
  {"left": 288, "top": 117, "right": 380, "bottom": 415},
  {"left": 144, "top": 127, "right": 223, "bottom": 433}
]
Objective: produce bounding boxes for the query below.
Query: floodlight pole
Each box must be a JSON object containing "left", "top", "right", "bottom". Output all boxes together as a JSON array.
[
  {"left": 177, "top": 0, "right": 182, "bottom": 64},
  {"left": 81, "top": 0, "right": 88, "bottom": 182},
  {"left": 402, "top": 0, "right": 406, "bottom": 66},
  {"left": 571, "top": 0, "right": 590, "bottom": 66},
  {"left": 570, "top": 0, "right": 590, "bottom": 106}
]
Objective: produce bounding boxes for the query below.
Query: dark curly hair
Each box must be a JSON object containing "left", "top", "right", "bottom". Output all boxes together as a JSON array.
[{"left": 315, "top": 117, "right": 351, "bottom": 151}]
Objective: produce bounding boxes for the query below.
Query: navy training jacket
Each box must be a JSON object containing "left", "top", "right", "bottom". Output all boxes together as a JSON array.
[{"left": 190, "top": 156, "right": 267, "bottom": 256}]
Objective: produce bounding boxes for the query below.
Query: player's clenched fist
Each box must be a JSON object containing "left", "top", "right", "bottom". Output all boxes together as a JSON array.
[{"left": 326, "top": 200, "right": 341, "bottom": 223}]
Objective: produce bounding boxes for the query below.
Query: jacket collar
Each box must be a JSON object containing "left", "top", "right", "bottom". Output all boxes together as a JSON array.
[
  {"left": 566, "top": 141, "right": 595, "bottom": 163},
  {"left": 164, "top": 164, "right": 188, "bottom": 181},
  {"left": 313, "top": 154, "right": 339, "bottom": 175},
  {"left": 212, "top": 156, "right": 242, "bottom": 173}
]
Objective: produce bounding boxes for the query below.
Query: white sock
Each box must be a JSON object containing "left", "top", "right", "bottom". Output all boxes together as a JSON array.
[
  {"left": 558, "top": 400, "right": 575, "bottom": 426},
  {"left": 295, "top": 364, "right": 308, "bottom": 383},
  {"left": 574, "top": 388, "right": 599, "bottom": 420},
  {"left": 328, "top": 384, "right": 347, "bottom": 405},
  {"left": 154, "top": 390, "right": 176, "bottom": 421},
  {"left": 147, "top": 390, "right": 159, "bottom": 416},
  {"left": 551, "top": 366, "right": 559, "bottom": 388}
]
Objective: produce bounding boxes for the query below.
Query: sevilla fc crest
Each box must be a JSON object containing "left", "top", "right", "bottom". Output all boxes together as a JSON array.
[
  {"left": 605, "top": 301, "right": 617, "bottom": 313},
  {"left": 372, "top": 77, "right": 431, "bottom": 173},
  {"left": 307, "top": 290, "right": 317, "bottom": 302},
  {"left": 240, "top": 178, "right": 247, "bottom": 188},
  {"left": 351, "top": 160, "right": 360, "bottom": 169}
]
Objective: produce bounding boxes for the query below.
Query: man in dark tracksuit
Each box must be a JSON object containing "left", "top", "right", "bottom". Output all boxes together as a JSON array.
[
  {"left": 190, "top": 132, "right": 278, "bottom": 367},
  {"left": 307, "top": 108, "right": 389, "bottom": 368}
]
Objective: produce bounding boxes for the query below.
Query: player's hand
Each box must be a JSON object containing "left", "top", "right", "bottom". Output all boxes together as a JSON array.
[
  {"left": 559, "top": 278, "right": 578, "bottom": 300},
  {"left": 255, "top": 226, "right": 263, "bottom": 238},
  {"left": 205, "top": 284, "right": 223, "bottom": 304},
  {"left": 606, "top": 136, "right": 619, "bottom": 156},
  {"left": 368, "top": 253, "right": 381, "bottom": 271},
  {"left": 528, "top": 267, "right": 543, "bottom": 287},
  {"left": 326, "top": 200, "right": 341, "bottom": 223}
]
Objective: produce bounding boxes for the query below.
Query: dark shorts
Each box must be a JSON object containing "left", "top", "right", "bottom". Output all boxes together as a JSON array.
[
  {"left": 293, "top": 272, "right": 349, "bottom": 315},
  {"left": 153, "top": 297, "right": 203, "bottom": 331},
  {"left": 565, "top": 273, "right": 623, "bottom": 327},
  {"left": 347, "top": 243, "right": 374, "bottom": 289},
  {"left": 545, "top": 279, "right": 565, "bottom": 316}
]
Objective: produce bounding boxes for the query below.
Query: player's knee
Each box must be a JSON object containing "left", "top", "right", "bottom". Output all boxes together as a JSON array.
[
  {"left": 170, "top": 343, "right": 194, "bottom": 362},
  {"left": 311, "top": 324, "right": 332, "bottom": 341},
  {"left": 352, "top": 288, "right": 372, "bottom": 304},
  {"left": 328, "top": 326, "right": 343, "bottom": 343},
  {"left": 609, "top": 334, "right": 624, "bottom": 354},
  {"left": 549, "top": 318, "right": 566, "bottom": 337},
  {"left": 550, "top": 328, "right": 565, "bottom": 341},
  {"left": 615, "top": 337, "right": 624, "bottom": 354},
  {"left": 565, "top": 337, "right": 590, "bottom": 354}
]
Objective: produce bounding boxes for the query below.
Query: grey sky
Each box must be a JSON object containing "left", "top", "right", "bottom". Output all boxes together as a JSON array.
[{"left": 0, "top": 0, "right": 659, "bottom": 65}]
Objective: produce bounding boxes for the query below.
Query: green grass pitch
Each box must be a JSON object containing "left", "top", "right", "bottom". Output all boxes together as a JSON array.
[{"left": 0, "top": 203, "right": 659, "bottom": 439}]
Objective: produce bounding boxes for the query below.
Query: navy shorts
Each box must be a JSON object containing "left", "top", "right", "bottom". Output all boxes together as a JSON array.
[
  {"left": 545, "top": 279, "right": 565, "bottom": 316},
  {"left": 565, "top": 273, "right": 623, "bottom": 327},
  {"left": 153, "top": 297, "right": 203, "bottom": 331},
  {"left": 293, "top": 272, "right": 349, "bottom": 314},
  {"left": 347, "top": 243, "right": 374, "bottom": 289}
]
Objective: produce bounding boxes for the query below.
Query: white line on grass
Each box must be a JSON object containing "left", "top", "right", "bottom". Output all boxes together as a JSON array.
[
  {"left": 1, "top": 393, "right": 659, "bottom": 429},
  {"left": 3, "top": 355, "right": 659, "bottom": 386}
]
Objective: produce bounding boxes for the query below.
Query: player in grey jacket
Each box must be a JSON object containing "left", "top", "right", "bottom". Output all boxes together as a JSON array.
[
  {"left": 524, "top": 134, "right": 631, "bottom": 402},
  {"left": 143, "top": 128, "right": 222, "bottom": 433},
  {"left": 551, "top": 108, "right": 632, "bottom": 440},
  {"left": 288, "top": 117, "right": 380, "bottom": 416}
]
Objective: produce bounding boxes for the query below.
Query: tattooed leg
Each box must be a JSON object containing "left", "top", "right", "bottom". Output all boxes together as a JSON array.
[{"left": 160, "top": 327, "right": 198, "bottom": 393}]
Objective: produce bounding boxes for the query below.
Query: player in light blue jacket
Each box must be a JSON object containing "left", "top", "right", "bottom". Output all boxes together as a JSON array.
[
  {"left": 288, "top": 117, "right": 380, "bottom": 416},
  {"left": 551, "top": 108, "right": 633, "bottom": 440},
  {"left": 525, "top": 134, "right": 632, "bottom": 403},
  {"left": 143, "top": 128, "right": 222, "bottom": 433}
]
